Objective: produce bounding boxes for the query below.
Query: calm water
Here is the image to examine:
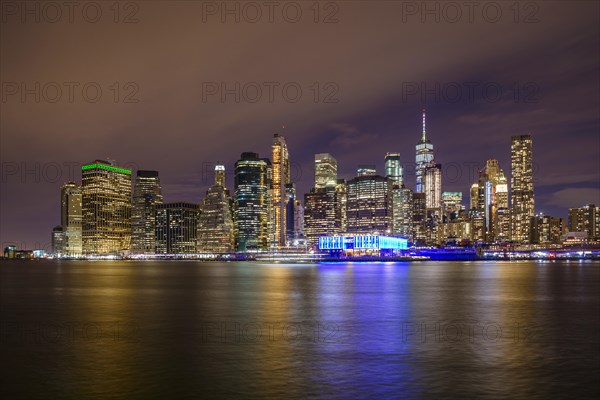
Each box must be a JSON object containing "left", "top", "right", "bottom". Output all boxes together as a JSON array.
[{"left": 1, "top": 260, "right": 599, "bottom": 399}]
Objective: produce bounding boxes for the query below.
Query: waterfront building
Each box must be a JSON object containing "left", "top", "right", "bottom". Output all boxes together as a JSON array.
[
  {"left": 81, "top": 160, "right": 132, "bottom": 255},
  {"left": 511, "top": 135, "right": 535, "bottom": 243},
  {"left": 412, "top": 192, "right": 427, "bottom": 245},
  {"left": 234, "top": 152, "right": 272, "bottom": 251},
  {"left": 471, "top": 159, "right": 509, "bottom": 243},
  {"left": 530, "top": 214, "right": 565, "bottom": 245},
  {"left": 197, "top": 165, "right": 235, "bottom": 253},
  {"left": 304, "top": 180, "right": 346, "bottom": 244},
  {"left": 346, "top": 169, "right": 393, "bottom": 234},
  {"left": 568, "top": 204, "right": 599, "bottom": 241},
  {"left": 391, "top": 186, "right": 413, "bottom": 240},
  {"left": 319, "top": 234, "right": 408, "bottom": 257},
  {"left": 52, "top": 226, "right": 66, "bottom": 256},
  {"left": 155, "top": 202, "right": 199, "bottom": 254},
  {"left": 60, "top": 182, "right": 82, "bottom": 256},
  {"left": 131, "top": 170, "right": 163, "bottom": 254},
  {"left": 272, "top": 134, "right": 290, "bottom": 247}
]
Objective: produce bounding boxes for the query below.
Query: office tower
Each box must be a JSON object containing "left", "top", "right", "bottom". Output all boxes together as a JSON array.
[
  {"left": 52, "top": 226, "right": 66, "bottom": 256},
  {"left": 155, "top": 202, "right": 199, "bottom": 254},
  {"left": 511, "top": 135, "right": 535, "bottom": 243},
  {"left": 272, "top": 134, "right": 290, "bottom": 247},
  {"left": 568, "top": 204, "right": 599, "bottom": 240},
  {"left": 415, "top": 110, "right": 434, "bottom": 193},
  {"left": 530, "top": 214, "right": 565, "bottom": 244},
  {"left": 412, "top": 192, "right": 427, "bottom": 245},
  {"left": 197, "top": 165, "right": 235, "bottom": 253},
  {"left": 496, "top": 208, "right": 511, "bottom": 243},
  {"left": 81, "top": 160, "right": 132, "bottom": 255},
  {"left": 346, "top": 170, "right": 393, "bottom": 234},
  {"left": 314, "top": 153, "right": 337, "bottom": 189},
  {"left": 293, "top": 198, "right": 304, "bottom": 239},
  {"left": 304, "top": 180, "right": 346, "bottom": 244},
  {"left": 391, "top": 186, "right": 413, "bottom": 240},
  {"left": 60, "top": 182, "right": 82, "bottom": 256},
  {"left": 131, "top": 170, "right": 163, "bottom": 254},
  {"left": 234, "top": 152, "right": 272, "bottom": 251},
  {"left": 285, "top": 183, "right": 305, "bottom": 243},
  {"left": 471, "top": 159, "right": 509, "bottom": 242},
  {"left": 442, "top": 192, "right": 463, "bottom": 221},
  {"left": 384, "top": 153, "right": 403, "bottom": 187},
  {"left": 424, "top": 162, "right": 442, "bottom": 213}
]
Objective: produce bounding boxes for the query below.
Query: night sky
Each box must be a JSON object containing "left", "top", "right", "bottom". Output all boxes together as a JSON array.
[{"left": 1, "top": 1, "right": 599, "bottom": 251}]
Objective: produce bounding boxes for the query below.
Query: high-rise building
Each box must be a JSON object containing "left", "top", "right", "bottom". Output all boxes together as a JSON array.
[
  {"left": 304, "top": 180, "right": 346, "bottom": 244},
  {"left": 314, "top": 153, "right": 337, "bottom": 189},
  {"left": 197, "top": 165, "right": 235, "bottom": 253},
  {"left": 52, "top": 226, "right": 66, "bottom": 256},
  {"left": 81, "top": 160, "right": 132, "bottom": 255},
  {"left": 131, "top": 170, "right": 163, "bottom": 254},
  {"left": 442, "top": 192, "right": 463, "bottom": 221},
  {"left": 568, "top": 204, "right": 599, "bottom": 240},
  {"left": 511, "top": 135, "right": 535, "bottom": 243},
  {"left": 384, "top": 153, "right": 403, "bottom": 187},
  {"left": 412, "top": 192, "right": 427, "bottom": 245},
  {"left": 60, "top": 182, "right": 82, "bottom": 256},
  {"left": 391, "top": 186, "right": 413, "bottom": 240},
  {"left": 272, "top": 134, "right": 290, "bottom": 247},
  {"left": 415, "top": 110, "right": 434, "bottom": 193},
  {"left": 155, "top": 202, "right": 199, "bottom": 254},
  {"left": 346, "top": 170, "right": 392, "bottom": 234},
  {"left": 530, "top": 214, "right": 565, "bottom": 245},
  {"left": 424, "top": 162, "right": 442, "bottom": 212},
  {"left": 285, "top": 183, "right": 305, "bottom": 242},
  {"left": 234, "top": 152, "right": 272, "bottom": 251},
  {"left": 472, "top": 159, "right": 509, "bottom": 242}
]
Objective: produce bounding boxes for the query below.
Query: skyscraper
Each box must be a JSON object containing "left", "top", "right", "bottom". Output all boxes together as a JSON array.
[
  {"left": 346, "top": 168, "right": 393, "bottom": 234},
  {"left": 234, "top": 152, "right": 272, "bottom": 251},
  {"left": 155, "top": 202, "right": 199, "bottom": 254},
  {"left": 424, "top": 162, "right": 442, "bottom": 213},
  {"left": 568, "top": 204, "right": 599, "bottom": 240},
  {"left": 131, "top": 170, "right": 163, "bottom": 254},
  {"left": 415, "top": 110, "right": 434, "bottom": 193},
  {"left": 304, "top": 181, "right": 346, "bottom": 244},
  {"left": 60, "top": 182, "right": 82, "bottom": 256},
  {"left": 81, "top": 160, "right": 132, "bottom": 255},
  {"left": 272, "top": 134, "right": 290, "bottom": 247},
  {"left": 384, "top": 153, "right": 403, "bottom": 187},
  {"left": 511, "top": 135, "right": 534, "bottom": 243},
  {"left": 391, "top": 186, "right": 413, "bottom": 239},
  {"left": 441, "top": 192, "right": 463, "bottom": 221},
  {"left": 197, "top": 165, "right": 235, "bottom": 253},
  {"left": 314, "top": 153, "right": 337, "bottom": 189},
  {"left": 472, "top": 159, "right": 509, "bottom": 242}
]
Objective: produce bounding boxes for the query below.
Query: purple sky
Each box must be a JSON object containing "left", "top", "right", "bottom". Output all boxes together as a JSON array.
[{"left": 1, "top": 1, "right": 599, "bottom": 251}]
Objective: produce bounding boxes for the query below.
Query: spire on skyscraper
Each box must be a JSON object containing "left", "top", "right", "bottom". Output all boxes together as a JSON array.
[{"left": 421, "top": 109, "right": 428, "bottom": 143}]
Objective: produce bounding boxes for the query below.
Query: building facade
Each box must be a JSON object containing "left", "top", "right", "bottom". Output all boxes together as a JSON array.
[
  {"left": 156, "top": 202, "right": 199, "bottom": 254},
  {"left": 346, "top": 171, "right": 392, "bottom": 234},
  {"left": 60, "top": 182, "right": 82, "bottom": 256},
  {"left": 197, "top": 165, "right": 235, "bottom": 253},
  {"left": 568, "top": 204, "right": 599, "bottom": 241},
  {"left": 81, "top": 160, "right": 132, "bottom": 255},
  {"left": 131, "top": 170, "right": 163, "bottom": 254},
  {"left": 272, "top": 134, "right": 290, "bottom": 247},
  {"left": 510, "top": 135, "right": 535, "bottom": 243}
]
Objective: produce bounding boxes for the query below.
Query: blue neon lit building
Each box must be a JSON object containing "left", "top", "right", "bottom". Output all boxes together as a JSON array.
[{"left": 318, "top": 235, "right": 408, "bottom": 254}]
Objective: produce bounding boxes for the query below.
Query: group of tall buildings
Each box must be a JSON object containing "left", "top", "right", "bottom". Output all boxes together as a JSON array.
[{"left": 51, "top": 112, "right": 599, "bottom": 257}]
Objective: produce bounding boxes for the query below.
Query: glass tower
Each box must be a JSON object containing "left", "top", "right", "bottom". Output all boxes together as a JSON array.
[
  {"left": 415, "top": 110, "right": 434, "bottom": 193},
  {"left": 510, "top": 135, "right": 535, "bottom": 243},
  {"left": 272, "top": 134, "right": 290, "bottom": 247},
  {"left": 61, "top": 182, "right": 82, "bottom": 256},
  {"left": 131, "top": 170, "right": 163, "bottom": 254}
]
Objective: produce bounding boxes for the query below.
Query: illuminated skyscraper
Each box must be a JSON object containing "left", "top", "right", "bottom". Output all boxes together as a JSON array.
[
  {"left": 441, "top": 192, "right": 463, "bottom": 221},
  {"left": 346, "top": 168, "right": 393, "bottom": 234},
  {"left": 384, "top": 153, "right": 403, "bottom": 187},
  {"left": 424, "top": 162, "right": 442, "bottom": 213},
  {"left": 412, "top": 192, "right": 427, "bottom": 245},
  {"left": 131, "top": 170, "right": 163, "bottom": 254},
  {"left": 391, "top": 186, "right": 413, "bottom": 239},
  {"left": 234, "top": 152, "right": 272, "bottom": 251},
  {"left": 81, "top": 160, "right": 132, "bottom": 255},
  {"left": 511, "top": 135, "right": 535, "bottom": 243},
  {"left": 530, "top": 214, "right": 565, "bottom": 244},
  {"left": 61, "top": 182, "right": 82, "bottom": 256},
  {"left": 314, "top": 153, "right": 337, "bottom": 189},
  {"left": 155, "top": 202, "right": 199, "bottom": 254},
  {"left": 304, "top": 180, "right": 346, "bottom": 244},
  {"left": 470, "top": 159, "right": 509, "bottom": 242},
  {"left": 415, "top": 110, "right": 434, "bottom": 193},
  {"left": 197, "top": 165, "right": 235, "bottom": 253},
  {"left": 272, "top": 134, "right": 290, "bottom": 247}
]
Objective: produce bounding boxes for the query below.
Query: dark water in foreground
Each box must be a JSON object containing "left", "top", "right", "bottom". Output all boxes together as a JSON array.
[{"left": 1, "top": 260, "right": 599, "bottom": 399}]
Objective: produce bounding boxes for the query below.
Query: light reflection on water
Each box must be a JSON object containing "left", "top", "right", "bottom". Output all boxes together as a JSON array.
[{"left": 1, "top": 260, "right": 599, "bottom": 399}]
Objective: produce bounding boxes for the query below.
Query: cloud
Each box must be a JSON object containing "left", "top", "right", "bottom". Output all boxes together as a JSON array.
[
  {"left": 329, "top": 123, "right": 378, "bottom": 148},
  {"left": 546, "top": 188, "right": 600, "bottom": 208}
]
